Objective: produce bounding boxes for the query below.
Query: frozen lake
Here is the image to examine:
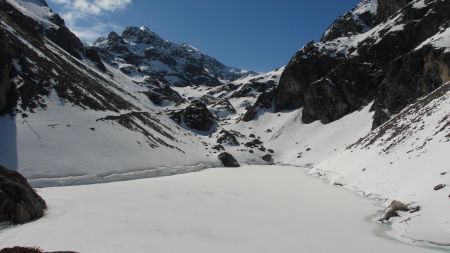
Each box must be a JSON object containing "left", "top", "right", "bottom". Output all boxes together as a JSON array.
[{"left": 0, "top": 165, "right": 442, "bottom": 252}]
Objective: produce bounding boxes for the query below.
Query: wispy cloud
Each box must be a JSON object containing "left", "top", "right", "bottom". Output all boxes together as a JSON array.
[{"left": 50, "top": 0, "right": 132, "bottom": 42}]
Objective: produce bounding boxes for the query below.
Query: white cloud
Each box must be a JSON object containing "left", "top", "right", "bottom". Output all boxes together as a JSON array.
[
  {"left": 70, "top": 22, "right": 122, "bottom": 42},
  {"left": 51, "top": 0, "right": 131, "bottom": 15},
  {"left": 49, "top": 0, "right": 131, "bottom": 42}
]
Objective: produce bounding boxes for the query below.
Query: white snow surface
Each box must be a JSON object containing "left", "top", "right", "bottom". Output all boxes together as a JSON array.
[
  {"left": 5, "top": 0, "right": 57, "bottom": 28},
  {"left": 0, "top": 165, "right": 442, "bottom": 253},
  {"left": 416, "top": 26, "right": 450, "bottom": 53},
  {"left": 309, "top": 83, "right": 450, "bottom": 247},
  {"left": 354, "top": 0, "right": 378, "bottom": 15}
]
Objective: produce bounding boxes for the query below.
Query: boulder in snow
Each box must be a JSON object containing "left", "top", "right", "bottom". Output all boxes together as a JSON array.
[
  {"left": 218, "top": 152, "right": 240, "bottom": 167},
  {"left": 0, "top": 166, "right": 46, "bottom": 224}
]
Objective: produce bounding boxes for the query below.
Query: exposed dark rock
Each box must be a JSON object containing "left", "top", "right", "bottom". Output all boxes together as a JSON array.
[
  {"left": 218, "top": 152, "right": 240, "bottom": 167},
  {"left": 169, "top": 100, "right": 216, "bottom": 132},
  {"left": 0, "top": 29, "right": 12, "bottom": 113},
  {"left": 383, "top": 201, "right": 408, "bottom": 221},
  {"left": 302, "top": 61, "right": 378, "bottom": 124},
  {"left": 242, "top": 89, "right": 275, "bottom": 122},
  {"left": 0, "top": 166, "right": 46, "bottom": 224},
  {"left": 183, "top": 100, "right": 216, "bottom": 131},
  {"left": 274, "top": 0, "right": 450, "bottom": 129},
  {"left": 45, "top": 26, "right": 85, "bottom": 59},
  {"left": 217, "top": 130, "right": 240, "bottom": 146},
  {"left": 409, "top": 206, "right": 421, "bottom": 214},
  {"left": 85, "top": 47, "right": 107, "bottom": 72},
  {"left": 0, "top": 246, "right": 77, "bottom": 253},
  {"left": 212, "top": 144, "right": 225, "bottom": 151},
  {"left": 372, "top": 45, "right": 450, "bottom": 128},
  {"left": 230, "top": 80, "right": 277, "bottom": 98},
  {"left": 245, "top": 139, "right": 263, "bottom": 148},
  {"left": 274, "top": 42, "right": 340, "bottom": 112},
  {"left": 143, "top": 83, "right": 185, "bottom": 106},
  {"left": 434, "top": 184, "right": 446, "bottom": 191},
  {"left": 0, "top": 247, "right": 43, "bottom": 253},
  {"left": 210, "top": 99, "right": 236, "bottom": 118},
  {"left": 262, "top": 154, "right": 274, "bottom": 164},
  {"left": 376, "top": 0, "right": 413, "bottom": 23},
  {"left": 242, "top": 107, "right": 257, "bottom": 122},
  {"left": 381, "top": 200, "right": 416, "bottom": 221}
]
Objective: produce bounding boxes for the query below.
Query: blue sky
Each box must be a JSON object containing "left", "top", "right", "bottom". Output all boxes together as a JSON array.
[{"left": 48, "top": 0, "right": 361, "bottom": 72}]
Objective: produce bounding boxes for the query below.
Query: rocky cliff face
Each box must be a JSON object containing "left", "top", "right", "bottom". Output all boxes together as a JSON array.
[
  {"left": 0, "top": 29, "right": 12, "bottom": 113},
  {"left": 273, "top": 0, "right": 450, "bottom": 128}
]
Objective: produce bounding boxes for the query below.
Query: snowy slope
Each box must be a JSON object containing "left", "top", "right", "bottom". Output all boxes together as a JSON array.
[
  {"left": 230, "top": 103, "right": 374, "bottom": 166},
  {"left": 309, "top": 82, "right": 450, "bottom": 246},
  {"left": 416, "top": 25, "right": 450, "bottom": 53}
]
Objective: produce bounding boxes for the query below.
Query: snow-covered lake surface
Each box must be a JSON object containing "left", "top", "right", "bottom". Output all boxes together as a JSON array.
[{"left": 0, "top": 165, "right": 444, "bottom": 253}]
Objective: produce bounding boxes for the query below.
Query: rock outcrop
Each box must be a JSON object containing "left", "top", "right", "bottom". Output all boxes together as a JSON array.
[
  {"left": 242, "top": 89, "right": 275, "bottom": 122},
  {"left": 218, "top": 152, "right": 240, "bottom": 167},
  {"left": 0, "top": 166, "right": 46, "bottom": 224},
  {"left": 169, "top": 100, "right": 216, "bottom": 132},
  {"left": 216, "top": 130, "right": 240, "bottom": 146}
]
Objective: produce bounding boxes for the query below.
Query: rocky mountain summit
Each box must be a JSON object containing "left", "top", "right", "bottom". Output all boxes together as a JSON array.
[{"left": 93, "top": 26, "right": 252, "bottom": 88}]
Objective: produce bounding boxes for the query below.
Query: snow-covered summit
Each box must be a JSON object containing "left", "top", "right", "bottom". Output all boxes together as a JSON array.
[
  {"left": 93, "top": 26, "right": 253, "bottom": 87},
  {"left": 354, "top": 0, "right": 378, "bottom": 15}
]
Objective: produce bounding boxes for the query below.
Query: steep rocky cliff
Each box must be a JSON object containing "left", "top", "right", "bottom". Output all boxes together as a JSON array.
[
  {"left": 273, "top": 0, "right": 450, "bottom": 128},
  {"left": 0, "top": 29, "right": 12, "bottom": 113}
]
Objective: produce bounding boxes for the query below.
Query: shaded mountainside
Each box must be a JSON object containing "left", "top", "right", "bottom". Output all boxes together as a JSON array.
[{"left": 272, "top": 0, "right": 450, "bottom": 128}]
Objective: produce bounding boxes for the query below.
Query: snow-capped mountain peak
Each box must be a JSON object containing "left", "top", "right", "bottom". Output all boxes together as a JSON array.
[{"left": 93, "top": 26, "right": 253, "bottom": 88}]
